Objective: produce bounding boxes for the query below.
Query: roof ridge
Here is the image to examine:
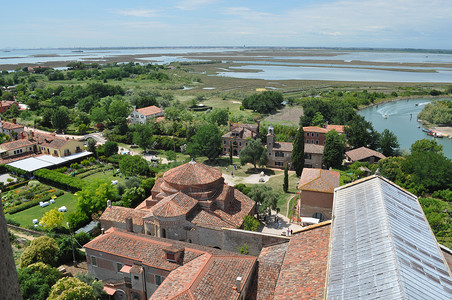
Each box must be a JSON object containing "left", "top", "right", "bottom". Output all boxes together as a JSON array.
[{"left": 292, "top": 220, "right": 331, "bottom": 235}]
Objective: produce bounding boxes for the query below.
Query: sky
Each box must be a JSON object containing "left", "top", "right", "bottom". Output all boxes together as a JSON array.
[{"left": 2, "top": 0, "right": 452, "bottom": 49}]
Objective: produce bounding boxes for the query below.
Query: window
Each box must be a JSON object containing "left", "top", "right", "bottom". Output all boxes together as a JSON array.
[
  {"left": 275, "top": 161, "right": 283, "bottom": 166},
  {"left": 239, "top": 142, "right": 242, "bottom": 146},
  {"left": 134, "top": 276, "right": 139, "bottom": 280},
  {"left": 91, "top": 256, "right": 97, "bottom": 266},
  {"left": 54, "top": 150, "right": 58, "bottom": 155},
  {"left": 311, "top": 140, "right": 314, "bottom": 144},
  {"left": 275, "top": 151, "right": 284, "bottom": 157},
  {"left": 304, "top": 153, "right": 312, "bottom": 159},
  {"left": 223, "top": 140, "right": 226, "bottom": 144},
  {"left": 316, "top": 140, "right": 319, "bottom": 145},
  {"left": 316, "top": 133, "right": 319, "bottom": 137},
  {"left": 116, "top": 262, "right": 124, "bottom": 272},
  {"left": 306, "top": 140, "right": 310, "bottom": 144},
  {"left": 155, "top": 275, "right": 163, "bottom": 286},
  {"left": 223, "top": 148, "right": 226, "bottom": 152}
]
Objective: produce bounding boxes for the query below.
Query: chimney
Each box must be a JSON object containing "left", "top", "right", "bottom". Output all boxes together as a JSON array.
[
  {"left": 163, "top": 246, "right": 185, "bottom": 264},
  {"left": 125, "top": 217, "right": 133, "bottom": 232},
  {"left": 101, "top": 228, "right": 105, "bottom": 234},
  {"left": 236, "top": 277, "right": 242, "bottom": 292},
  {"left": 12, "top": 118, "right": 16, "bottom": 124},
  {"left": 107, "top": 200, "right": 111, "bottom": 207}
]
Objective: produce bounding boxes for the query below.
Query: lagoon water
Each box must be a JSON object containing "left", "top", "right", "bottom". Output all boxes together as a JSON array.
[
  {"left": 3, "top": 48, "right": 452, "bottom": 82},
  {"left": 358, "top": 98, "right": 452, "bottom": 159}
]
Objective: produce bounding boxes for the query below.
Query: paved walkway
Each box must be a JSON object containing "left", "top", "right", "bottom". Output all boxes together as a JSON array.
[{"left": 260, "top": 209, "right": 304, "bottom": 236}]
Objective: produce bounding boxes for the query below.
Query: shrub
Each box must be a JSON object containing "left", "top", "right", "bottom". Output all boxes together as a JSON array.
[
  {"left": 80, "top": 159, "right": 90, "bottom": 166},
  {"left": 34, "top": 169, "right": 86, "bottom": 192},
  {"left": 70, "top": 163, "right": 80, "bottom": 169},
  {"left": 67, "top": 210, "right": 90, "bottom": 230}
]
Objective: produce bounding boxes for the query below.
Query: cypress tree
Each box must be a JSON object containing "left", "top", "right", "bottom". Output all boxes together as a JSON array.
[
  {"left": 229, "top": 141, "right": 233, "bottom": 164},
  {"left": 292, "top": 127, "right": 305, "bottom": 177},
  {"left": 283, "top": 163, "right": 289, "bottom": 193}
]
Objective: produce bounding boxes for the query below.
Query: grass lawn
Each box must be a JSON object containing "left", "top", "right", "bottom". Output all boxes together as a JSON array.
[
  {"left": 7, "top": 193, "right": 77, "bottom": 228},
  {"left": 82, "top": 169, "right": 127, "bottom": 185}
]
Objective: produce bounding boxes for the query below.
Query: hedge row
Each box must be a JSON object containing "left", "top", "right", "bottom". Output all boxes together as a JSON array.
[
  {"left": 77, "top": 167, "right": 114, "bottom": 179},
  {"left": 33, "top": 169, "right": 86, "bottom": 192},
  {"left": 3, "top": 180, "right": 30, "bottom": 192},
  {"left": 5, "top": 190, "right": 64, "bottom": 214}
]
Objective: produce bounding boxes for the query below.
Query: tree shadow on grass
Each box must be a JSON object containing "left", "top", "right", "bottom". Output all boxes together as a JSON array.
[{"left": 244, "top": 167, "right": 275, "bottom": 176}]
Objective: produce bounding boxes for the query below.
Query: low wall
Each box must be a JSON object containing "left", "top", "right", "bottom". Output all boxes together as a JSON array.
[{"left": 222, "top": 228, "right": 289, "bottom": 256}]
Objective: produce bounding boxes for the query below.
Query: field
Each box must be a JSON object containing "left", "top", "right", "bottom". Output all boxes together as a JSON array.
[{"left": 7, "top": 192, "right": 76, "bottom": 227}]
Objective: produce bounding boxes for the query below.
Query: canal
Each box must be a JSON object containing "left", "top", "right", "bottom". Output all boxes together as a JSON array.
[{"left": 358, "top": 98, "right": 452, "bottom": 159}]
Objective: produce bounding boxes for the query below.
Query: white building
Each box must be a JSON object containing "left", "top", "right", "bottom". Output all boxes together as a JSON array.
[{"left": 129, "top": 106, "right": 164, "bottom": 124}]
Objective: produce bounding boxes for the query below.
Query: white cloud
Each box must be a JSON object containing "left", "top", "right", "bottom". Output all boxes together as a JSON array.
[{"left": 113, "top": 9, "right": 159, "bottom": 18}]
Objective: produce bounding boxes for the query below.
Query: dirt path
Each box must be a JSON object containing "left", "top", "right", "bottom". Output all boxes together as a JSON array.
[{"left": 9, "top": 229, "right": 37, "bottom": 241}]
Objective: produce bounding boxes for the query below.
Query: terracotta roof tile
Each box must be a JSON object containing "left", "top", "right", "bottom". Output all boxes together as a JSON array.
[
  {"left": 136, "top": 105, "right": 162, "bottom": 117},
  {"left": 249, "top": 242, "right": 288, "bottom": 300},
  {"left": 298, "top": 168, "right": 340, "bottom": 193},
  {"left": 222, "top": 127, "right": 256, "bottom": 139},
  {"left": 303, "top": 126, "right": 328, "bottom": 134},
  {"left": 100, "top": 206, "right": 148, "bottom": 226},
  {"left": 326, "top": 124, "right": 345, "bottom": 133},
  {"left": 345, "top": 146, "right": 386, "bottom": 161},
  {"left": 272, "top": 222, "right": 331, "bottom": 299},
  {"left": 0, "top": 138, "right": 35, "bottom": 150},
  {"left": 163, "top": 161, "right": 223, "bottom": 186},
  {"left": 1, "top": 121, "right": 24, "bottom": 130},
  {"left": 151, "top": 192, "right": 198, "bottom": 218},
  {"left": 304, "top": 143, "right": 324, "bottom": 154},
  {"left": 35, "top": 133, "right": 70, "bottom": 149},
  {"left": 272, "top": 142, "right": 293, "bottom": 152}
]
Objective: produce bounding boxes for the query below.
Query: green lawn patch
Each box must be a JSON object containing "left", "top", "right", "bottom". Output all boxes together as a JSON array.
[{"left": 6, "top": 193, "right": 77, "bottom": 228}]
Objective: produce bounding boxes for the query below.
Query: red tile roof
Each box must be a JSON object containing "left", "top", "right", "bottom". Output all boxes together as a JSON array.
[
  {"left": 223, "top": 127, "right": 256, "bottom": 139},
  {"left": 273, "top": 221, "right": 331, "bottom": 299},
  {"left": 303, "top": 126, "right": 328, "bottom": 134},
  {"left": 345, "top": 146, "right": 386, "bottom": 162},
  {"left": 298, "top": 168, "right": 340, "bottom": 193},
  {"left": 151, "top": 191, "right": 198, "bottom": 218},
  {"left": 163, "top": 160, "right": 223, "bottom": 186},
  {"left": 251, "top": 242, "right": 289, "bottom": 300},
  {"left": 34, "top": 133, "right": 71, "bottom": 149},
  {"left": 136, "top": 105, "right": 162, "bottom": 117},
  {"left": 304, "top": 143, "right": 324, "bottom": 154},
  {"left": 0, "top": 138, "right": 35, "bottom": 150},
  {"left": 272, "top": 142, "right": 293, "bottom": 152},
  {"left": 326, "top": 124, "right": 345, "bottom": 134},
  {"left": 1, "top": 121, "right": 24, "bottom": 130},
  {"left": 151, "top": 253, "right": 256, "bottom": 300},
  {"left": 100, "top": 206, "right": 149, "bottom": 226}
]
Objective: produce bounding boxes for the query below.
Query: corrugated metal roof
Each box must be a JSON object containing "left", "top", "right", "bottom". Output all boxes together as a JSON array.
[{"left": 327, "top": 176, "right": 452, "bottom": 299}]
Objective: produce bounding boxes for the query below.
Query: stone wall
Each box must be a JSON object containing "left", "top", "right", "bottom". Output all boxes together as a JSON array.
[
  {"left": 221, "top": 228, "right": 289, "bottom": 256},
  {"left": 299, "top": 190, "right": 333, "bottom": 220}
]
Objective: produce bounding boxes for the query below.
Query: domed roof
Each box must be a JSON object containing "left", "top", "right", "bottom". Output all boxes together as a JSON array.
[
  {"left": 151, "top": 192, "right": 198, "bottom": 218},
  {"left": 163, "top": 160, "right": 223, "bottom": 187}
]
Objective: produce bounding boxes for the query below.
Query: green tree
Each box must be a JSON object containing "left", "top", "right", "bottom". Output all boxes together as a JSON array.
[
  {"left": 379, "top": 129, "right": 399, "bottom": 157},
  {"left": 311, "top": 112, "right": 325, "bottom": 127},
  {"left": 119, "top": 155, "right": 151, "bottom": 176},
  {"left": 132, "top": 123, "right": 154, "bottom": 150},
  {"left": 410, "top": 139, "right": 443, "bottom": 154},
  {"left": 292, "top": 127, "right": 305, "bottom": 177},
  {"left": 322, "top": 130, "right": 346, "bottom": 169},
  {"left": 18, "top": 262, "right": 62, "bottom": 300},
  {"left": 121, "top": 186, "right": 146, "bottom": 207},
  {"left": 229, "top": 141, "right": 233, "bottom": 164},
  {"left": 248, "top": 185, "right": 279, "bottom": 215},
  {"left": 51, "top": 107, "right": 69, "bottom": 133},
  {"left": 283, "top": 163, "right": 289, "bottom": 193},
  {"left": 207, "top": 108, "right": 229, "bottom": 126},
  {"left": 187, "top": 124, "right": 222, "bottom": 161},
  {"left": 76, "top": 180, "right": 118, "bottom": 216},
  {"left": 75, "top": 273, "right": 106, "bottom": 300},
  {"left": 40, "top": 208, "right": 64, "bottom": 230},
  {"left": 19, "top": 236, "right": 59, "bottom": 268},
  {"left": 48, "top": 277, "right": 94, "bottom": 300},
  {"left": 239, "top": 139, "right": 267, "bottom": 172},
  {"left": 242, "top": 91, "right": 283, "bottom": 114},
  {"left": 345, "top": 115, "right": 378, "bottom": 149},
  {"left": 243, "top": 215, "right": 260, "bottom": 231},
  {"left": 86, "top": 137, "right": 97, "bottom": 154},
  {"left": 103, "top": 141, "right": 118, "bottom": 157},
  {"left": 40, "top": 108, "right": 54, "bottom": 127}
]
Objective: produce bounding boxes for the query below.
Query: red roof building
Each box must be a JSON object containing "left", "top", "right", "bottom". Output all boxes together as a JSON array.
[
  {"left": 84, "top": 227, "right": 256, "bottom": 300},
  {"left": 345, "top": 146, "right": 386, "bottom": 165},
  {"left": 100, "top": 160, "right": 256, "bottom": 249},
  {"left": 297, "top": 168, "right": 340, "bottom": 221},
  {"left": 129, "top": 105, "right": 164, "bottom": 124},
  {"left": 303, "top": 124, "right": 345, "bottom": 146}
]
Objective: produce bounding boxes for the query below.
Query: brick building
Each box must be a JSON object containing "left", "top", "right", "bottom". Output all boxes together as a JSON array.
[
  {"left": 297, "top": 168, "right": 340, "bottom": 221},
  {"left": 100, "top": 160, "right": 256, "bottom": 249},
  {"left": 0, "top": 100, "right": 19, "bottom": 114},
  {"left": 0, "top": 119, "right": 24, "bottom": 139},
  {"left": 303, "top": 124, "right": 344, "bottom": 146},
  {"left": 222, "top": 121, "right": 260, "bottom": 156},
  {"left": 85, "top": 227, "right": 256, "bottom": 300}
]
